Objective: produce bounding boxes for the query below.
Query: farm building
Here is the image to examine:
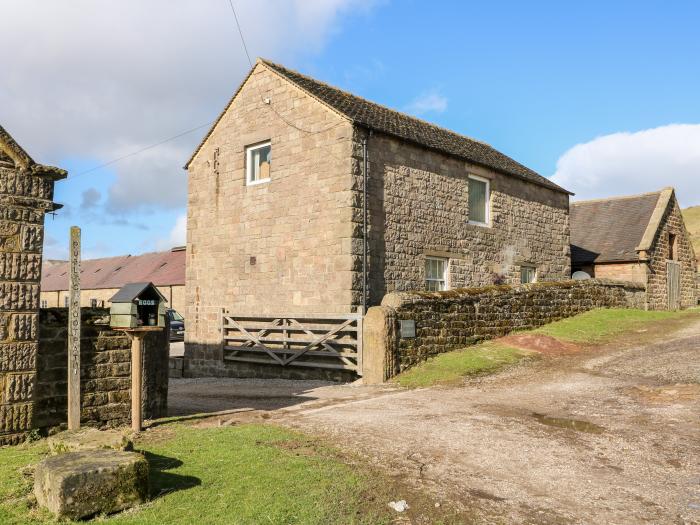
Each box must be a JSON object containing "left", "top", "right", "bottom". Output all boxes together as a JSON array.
[
  {"left": 40, "top": 247, "right": 186, "bottom": 312},
  {"left": 570, "top": 188, "right": 697, "bottom": 310},
  {"left": 183, "top": 59, "right": 573, "bottom": 378}
]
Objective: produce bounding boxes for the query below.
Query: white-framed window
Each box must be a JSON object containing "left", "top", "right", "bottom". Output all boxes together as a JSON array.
[
  {"left": 520, "top": 265, "right": 537, "bottom": 284},
  {"left": 63, "top": 296, "right": 69, "bottom": 307},
  {"left": 468, "top": 175, "right": 490, "bottom": 226},
  {"left": 425, "top": 256, "right": 448, "bottom": 291},
  {"left": 40, "top": 300, "right": 47, "bottom": 308},
  {"left": 245, "top": 141, "right": 271, "bottom": 185}
]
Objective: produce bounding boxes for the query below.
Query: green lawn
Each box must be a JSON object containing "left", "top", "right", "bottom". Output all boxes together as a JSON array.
[
  {"left": 393, "top": 307, "right": 699, "bottom": 388},
  {"left": 0, "top": 424, "right": 393, "bottom": 525},
  {"left": 533, "top": 308, "right": 696, "bottom": 344},
  {"left": 394, "top": 342, "right": 532, "bottom": 388}
]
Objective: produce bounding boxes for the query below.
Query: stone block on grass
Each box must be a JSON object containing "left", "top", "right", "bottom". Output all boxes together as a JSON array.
[
  {"left": 47, "top": 427, "right": 132, "bottom": 454},
  {"left": 34, "top": 450, "right": 148, "bottom": 520}
]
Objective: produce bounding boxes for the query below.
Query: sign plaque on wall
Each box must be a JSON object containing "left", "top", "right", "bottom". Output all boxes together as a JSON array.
[{"left": 399, "top": 320, "right": 416, "bottom": 338}]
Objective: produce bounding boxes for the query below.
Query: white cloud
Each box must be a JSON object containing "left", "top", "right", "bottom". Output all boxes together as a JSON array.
[
  {"left": 551, "top": 124, "right": 700, "bottom": 207},
  {"left": 1, "top": 0, "right": 377, "bottom": 213},
  {"left": 157, "top": 214, "right": 187, "bottom": 251},
  {"left": 405, "top": 90, "right": 448, "bottom": 116}
]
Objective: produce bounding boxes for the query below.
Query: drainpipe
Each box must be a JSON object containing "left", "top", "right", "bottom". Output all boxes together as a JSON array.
[{"left": 361, "top": 130, "right": 371, "bottom": 314}]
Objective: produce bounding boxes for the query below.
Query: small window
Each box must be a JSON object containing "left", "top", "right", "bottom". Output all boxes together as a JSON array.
[
  {"left": 63, "top": 297, "right": 69, "bottom": 307},
  {"left": 425, "top": 256, "right": 448, "bottom": 291},
  {"left": 668, "top": 233, "right": 677, "bottom": 261},
  {"left": 90, "top": 298, "right": 98, "bottom": 308},
  {"left": 520, "top": 265, "right": 537, "bottom": 284},
  {"left": 468, "top": 175, "right": 490, "bottom": 226},
  {"left": 246, "top": 141, "right": 271, "bottom": 185},
  {"left": 40, "top": 300, "right": 47, "bottom": 308}
]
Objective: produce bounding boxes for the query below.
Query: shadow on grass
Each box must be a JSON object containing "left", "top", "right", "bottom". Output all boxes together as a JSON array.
[{"left": 143, "top": 451, "right": 201, "bottom": 500}]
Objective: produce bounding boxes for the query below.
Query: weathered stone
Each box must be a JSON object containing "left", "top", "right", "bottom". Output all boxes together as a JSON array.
[
  {"left": 47, "top": 428, "right": 133, "bottom": 454},
  {"left": 34, "top": 450, "right": 148, "bottom": 520},
  {"left": 364, "top": 279, "right": 646, "bottom": 381}
]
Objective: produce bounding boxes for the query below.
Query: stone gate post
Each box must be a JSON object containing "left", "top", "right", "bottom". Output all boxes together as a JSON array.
[{"left": 0, "top": 125, "right": 66, "bottom": 444}]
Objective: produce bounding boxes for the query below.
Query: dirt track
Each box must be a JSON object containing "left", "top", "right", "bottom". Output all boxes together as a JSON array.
[{"left": 169, "top": 316, "right": 700, "bottom": 524}]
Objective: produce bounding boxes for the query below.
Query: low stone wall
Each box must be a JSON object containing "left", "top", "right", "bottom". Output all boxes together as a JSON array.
[
  {"left": 362, "top": 279, "right": 646, "bottom": 383},
  {"left": 34, "top": 308, "right": 168, "bottom": 433}
]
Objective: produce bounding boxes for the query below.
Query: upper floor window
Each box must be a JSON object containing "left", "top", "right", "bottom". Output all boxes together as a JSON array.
[
  {"left": 425, "top": 256, "right": 448, "bottom": 291},
  {"left": 520, "top": 265, "right": 537, "bottom": 284},
  {"left": 246, "top": 141, "right": 271, "bottom": 185},
  {"left": 468, "top": 175, "right": 490, "bottom": 226}
]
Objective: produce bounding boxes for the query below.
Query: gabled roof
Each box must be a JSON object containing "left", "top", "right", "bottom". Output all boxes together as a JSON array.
[
  {"left": 570, "top": 189, "right": 672, "bottom": 264},
  {"left": 0, "top": 124, "right": 67, "bottom": 180},
  {"left": 186, "top": 59, "right": 570, "bottom": 195},
  {"left": 109, "top": 282, "right": 166, "bottom": 303},
  {"left": 41, "top": 247, "right": 185, "bottom": 292}
]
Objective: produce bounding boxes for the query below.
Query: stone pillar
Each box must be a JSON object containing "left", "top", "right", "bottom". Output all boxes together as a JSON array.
[
  {"left": 0, "top": 125, "right": 66, "bottom": 444},
  {"left": 362, "top": 306, "right": 399, "bottom": 384}
]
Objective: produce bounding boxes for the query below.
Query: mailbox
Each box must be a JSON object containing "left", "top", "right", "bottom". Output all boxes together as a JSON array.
[{"left": 109, "top": 282, "right": 167, "bottom": 329}]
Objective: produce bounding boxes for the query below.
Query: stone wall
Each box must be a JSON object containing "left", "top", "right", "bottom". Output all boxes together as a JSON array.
[
  {"left": 0, "top": 155, "right": 62, "bottom": 444},
  {"left": 355, "top": 132, "right": 571, "bottom": 305},
  {"left": 645, "top": 197, "right": 697, "bottom": 310},
  {"left": 34, "top": 308, "right": 168, "bottom": 437},
  {"left": 362, "top": 279, "right": 646, "bottom": 383}
]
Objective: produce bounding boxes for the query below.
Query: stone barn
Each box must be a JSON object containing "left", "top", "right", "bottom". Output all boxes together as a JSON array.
[
  {"left": 183, "top": 59, "right": 572, "bottom": 378},
  {"left": 570, "top": 188, "right": 697, "bottom": 310}
]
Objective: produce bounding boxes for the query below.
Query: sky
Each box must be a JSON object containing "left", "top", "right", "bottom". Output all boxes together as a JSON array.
[{"left": 2, "top": 0, "right": 699, "bottom": 260}]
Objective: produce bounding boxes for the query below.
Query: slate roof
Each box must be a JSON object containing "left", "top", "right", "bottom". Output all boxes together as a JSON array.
[
  {"left": 570, "top": 192, "right": 663, "bottom": 264},
  {"left": 187, "top": 59, "right": 569, "bottom": 195},
  {"left": 41, "top": 247, "right": 185, "bottom": 292}
]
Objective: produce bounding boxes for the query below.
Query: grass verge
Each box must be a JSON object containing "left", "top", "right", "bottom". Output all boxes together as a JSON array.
[
  {"left": 532, "top": 307, "right": 698, "bottom": 344},
  {"left": 394, "top": 342, "right": 533, "bottom": 388},
  {"left": 0, "top": 424, "right": 395, "bottom": 525}
]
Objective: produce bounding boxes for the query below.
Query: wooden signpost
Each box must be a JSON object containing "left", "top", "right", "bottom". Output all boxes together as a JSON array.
[{"left": 67, "top": 226, "right": 81, "bottom": 430}]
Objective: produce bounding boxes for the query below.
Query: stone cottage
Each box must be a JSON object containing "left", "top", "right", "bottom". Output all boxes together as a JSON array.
[
  {"left": 570, "top": 188, "right": 697, "bottom": 310},
  {"left": 184, "top": 59, "right": 572, "bottom": 374},
  {"left": 0, "top": 125, "right": 66, "bottom": 444}
]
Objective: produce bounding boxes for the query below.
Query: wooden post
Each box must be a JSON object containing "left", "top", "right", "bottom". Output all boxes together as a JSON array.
[
  {"left": 131, "top": 333, "right": 144, "bottom": 432},
  {"left": 67, "top": 226, "right": 81, "bottom": 430}
]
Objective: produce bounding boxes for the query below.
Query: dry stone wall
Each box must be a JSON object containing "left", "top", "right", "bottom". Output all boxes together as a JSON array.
[
  {"left": 363, "top": 279, "right": 646, "bottom": 383},
  {"left": 35, "top": 308, "right": 168, "bottom": 433}
]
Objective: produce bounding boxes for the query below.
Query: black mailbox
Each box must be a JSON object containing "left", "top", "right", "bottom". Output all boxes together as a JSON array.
[{"left": 109, "top": 282, "right": 167, "bottom": 329}]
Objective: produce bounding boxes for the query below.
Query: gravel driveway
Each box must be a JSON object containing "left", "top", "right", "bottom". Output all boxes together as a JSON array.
[{"left": 169, "top": 317, "right": 700, "bottom": 524}]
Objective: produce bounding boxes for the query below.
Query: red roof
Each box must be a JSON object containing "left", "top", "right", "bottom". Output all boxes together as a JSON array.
[{"left": 41, "top": 248, "right": 185, "bottom": 292}]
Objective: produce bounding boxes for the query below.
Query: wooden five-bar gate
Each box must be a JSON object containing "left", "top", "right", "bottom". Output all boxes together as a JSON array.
[{"left": 222, "top": 309, "right": 363, "bottom": 374}]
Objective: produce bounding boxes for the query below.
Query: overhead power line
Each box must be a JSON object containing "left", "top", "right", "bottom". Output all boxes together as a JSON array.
[{"left": 73, "top": 121, "right": 212, "bottom": 178}]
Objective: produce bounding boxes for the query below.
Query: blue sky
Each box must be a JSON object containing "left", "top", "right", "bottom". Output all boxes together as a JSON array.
[{"left": 3, "top": 1, "right": 699, "bottom": 261}]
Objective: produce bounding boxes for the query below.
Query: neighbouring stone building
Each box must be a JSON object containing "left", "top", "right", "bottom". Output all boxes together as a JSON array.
[
  {"left": 184, "top": 59, "right": 572, "bottom": 376},
  {"left": 0, "top": 125, "right": 66, "bottom": 444},
  {"left": 570, "top": 188, "right": 697, "bottom": 310},
  {"left": 40, "top": 247, "right": 186, "bottom": 313}
]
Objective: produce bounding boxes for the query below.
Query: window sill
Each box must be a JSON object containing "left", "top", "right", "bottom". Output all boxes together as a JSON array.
[
  {"left": 468, "top": 220, "right": 490, "bottom": 228},
  {"left": 246, "top": 178, "right": 271, "bottom": 187}
]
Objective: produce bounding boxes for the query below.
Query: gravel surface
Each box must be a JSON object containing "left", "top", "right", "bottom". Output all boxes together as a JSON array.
[{"left": 169, "top": 316, "right": 700, "bottom": 524}]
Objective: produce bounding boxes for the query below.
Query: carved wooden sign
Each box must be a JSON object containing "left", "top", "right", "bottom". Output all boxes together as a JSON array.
[{"left": 67, "top": 226, "right": 81, "bottom": 430}]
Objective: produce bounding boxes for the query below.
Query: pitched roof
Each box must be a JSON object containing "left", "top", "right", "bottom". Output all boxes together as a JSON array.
[
  {"left": 41, "top": 247, "right": 185, "bottom": 292},
  {"left": 570, "top": 190, "right": 666, "bottom": 264},
  {"left": 0, "top": 124, "right": 67, "bottom": 180},
  {"left": 187, "top": 59, "right": 570, "bottom": 195},
  {"left": 109, "top": 282, "right": 166, "bottom": 303}
]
